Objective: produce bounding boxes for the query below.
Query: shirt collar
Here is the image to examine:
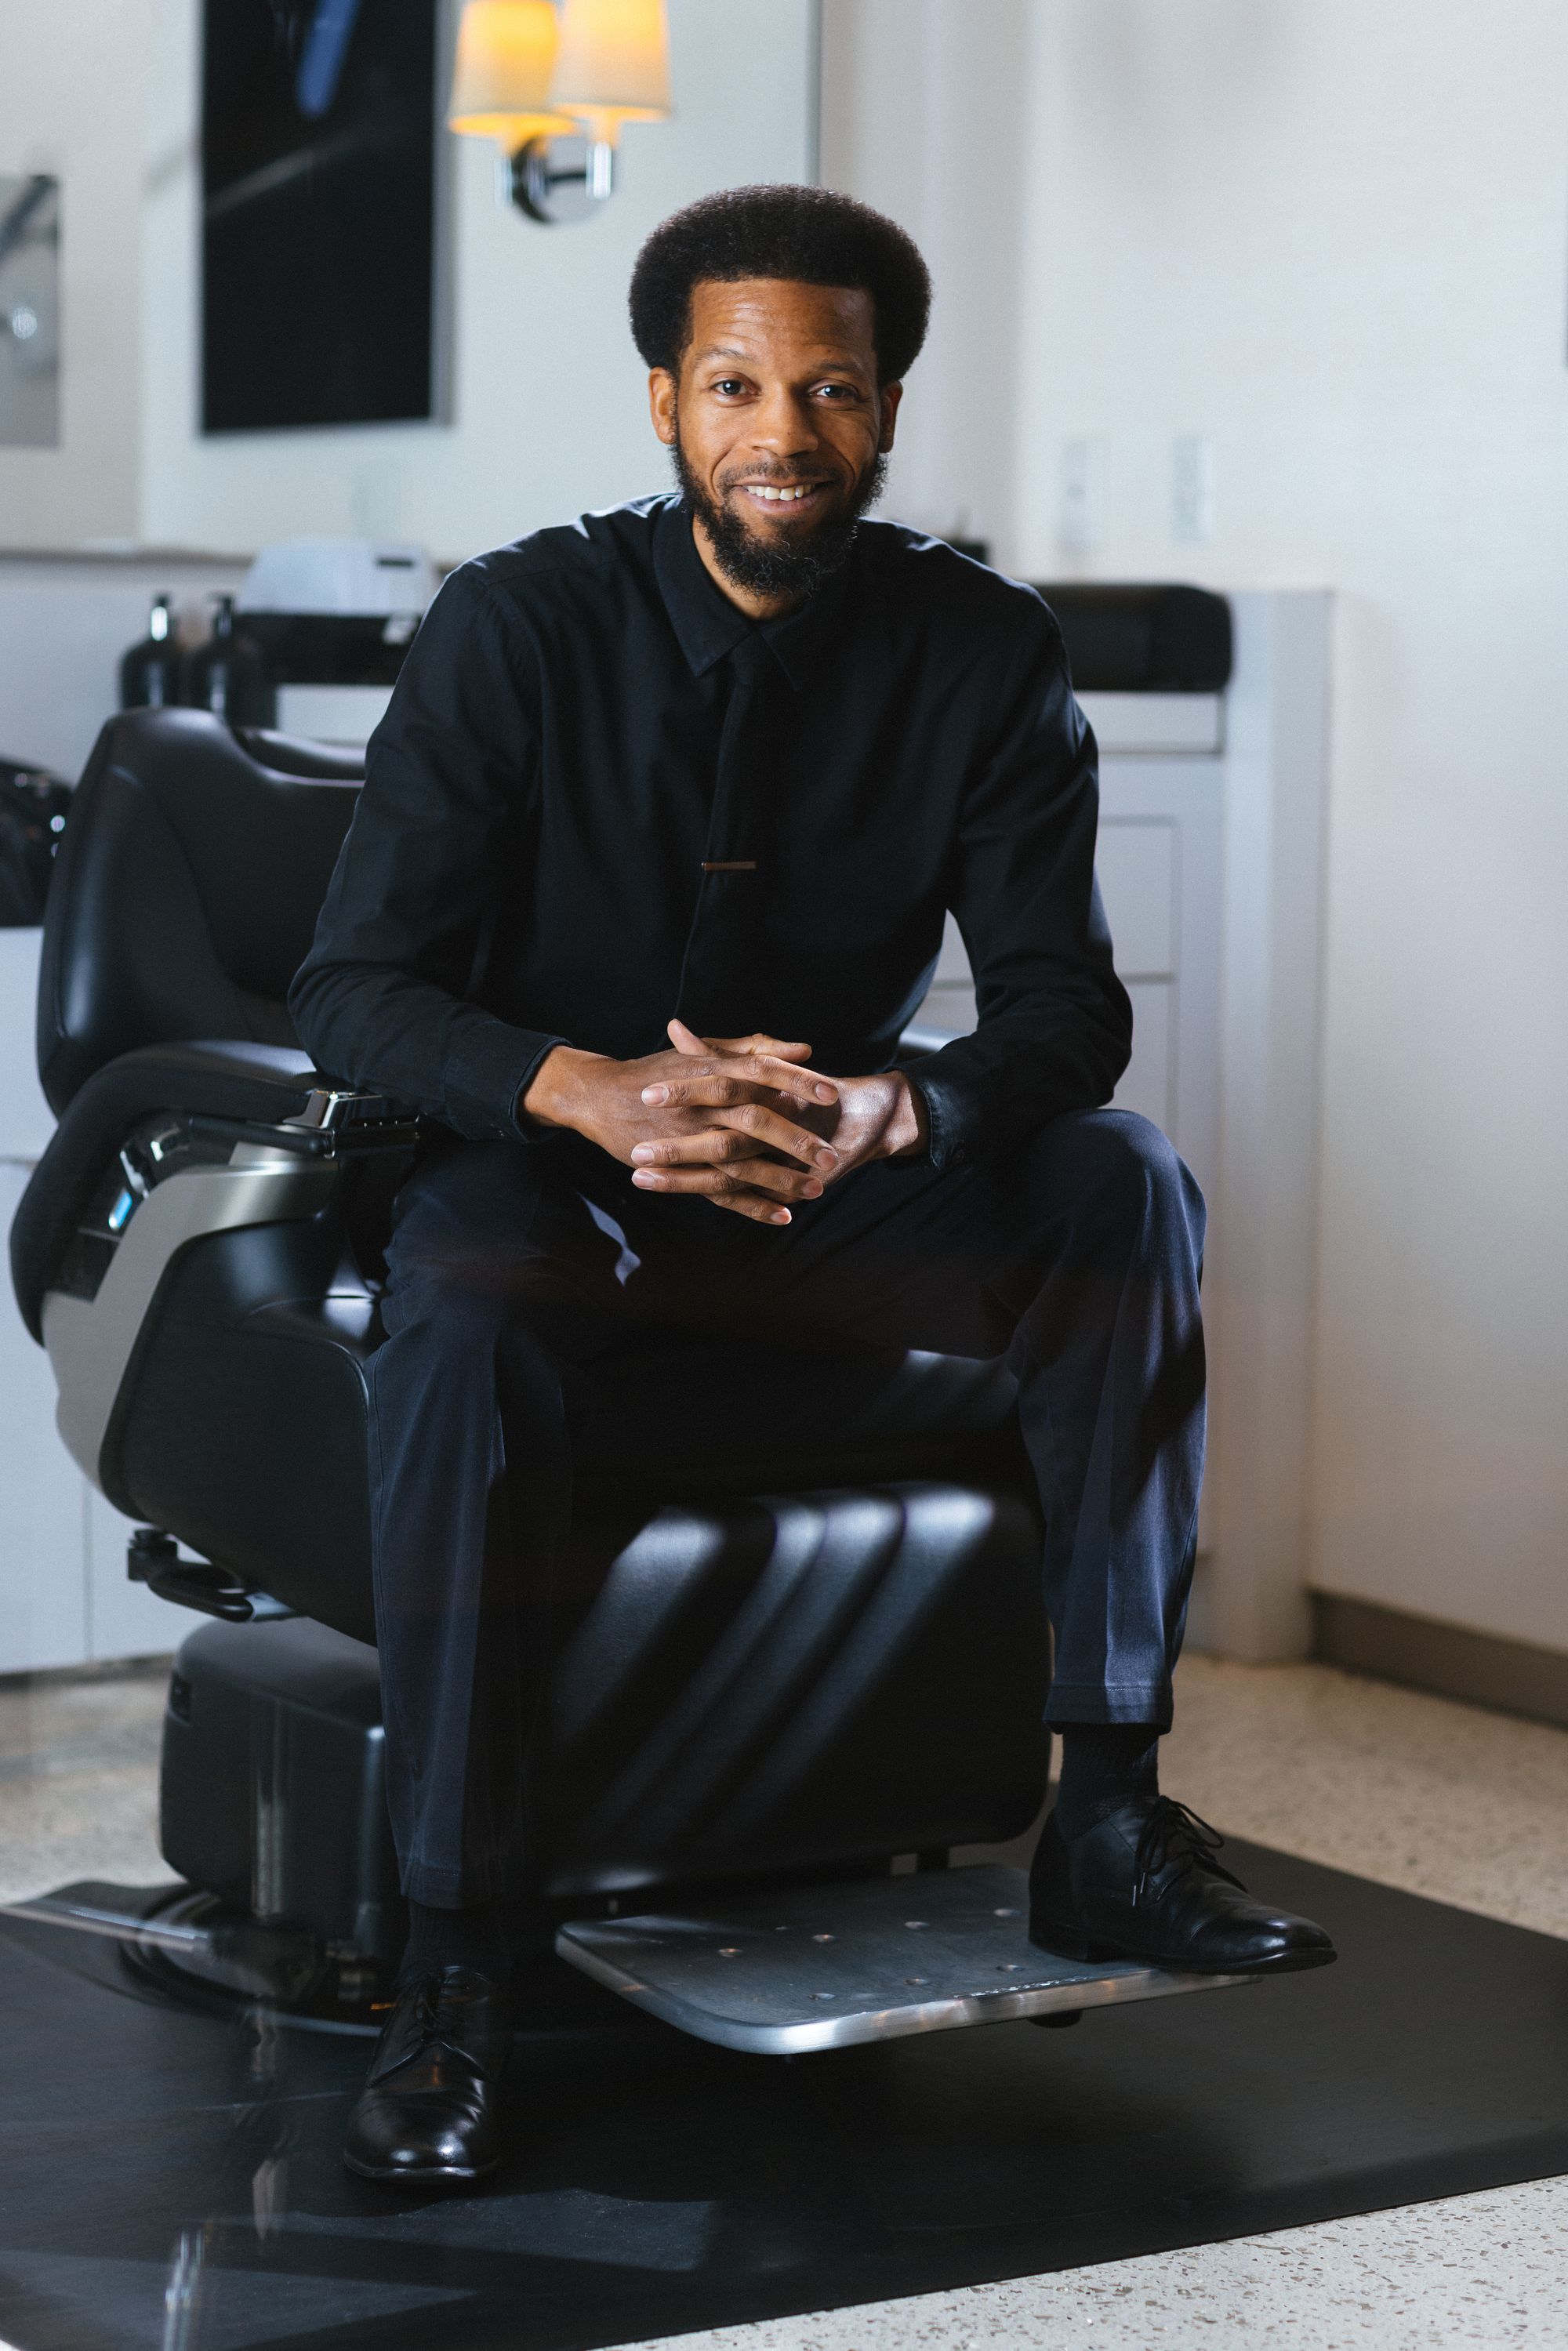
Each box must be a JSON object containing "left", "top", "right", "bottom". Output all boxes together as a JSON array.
[{"left": 652, "top": 496, "right": 854, "bottom": 694}]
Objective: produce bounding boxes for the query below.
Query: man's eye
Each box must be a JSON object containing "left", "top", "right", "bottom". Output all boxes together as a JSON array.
[
  {"left": 813, "top": 383, "right": 856, "bottom": 401},
  {"left": 712, "top": 378, "right": 746, "bottom": 396}
]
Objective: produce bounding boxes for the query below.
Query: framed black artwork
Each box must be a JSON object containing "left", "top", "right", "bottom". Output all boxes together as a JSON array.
[{"left": 201, "top": 0, "right": 439, "bottom": 434}]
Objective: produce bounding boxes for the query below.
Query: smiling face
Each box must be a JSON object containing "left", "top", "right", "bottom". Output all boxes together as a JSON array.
[{"left": 648, "top": 277, "right": 902, "bottom": 615}]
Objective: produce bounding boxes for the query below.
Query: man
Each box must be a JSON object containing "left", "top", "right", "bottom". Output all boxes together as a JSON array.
[{"left": 292, "top": 183, "right": 1334, "bottom": 2186}]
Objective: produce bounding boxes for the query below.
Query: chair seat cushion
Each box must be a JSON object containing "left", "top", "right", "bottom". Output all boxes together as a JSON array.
[
  {"left": 575, "top": 1336, "right": 1025, "bottom": 1501},
  {"left": 162, "top": 1470, "right": 1050, "bottom": 1940},
  {"left": 114, "top": 1237, "right": 1029, "bottom": 1645}
]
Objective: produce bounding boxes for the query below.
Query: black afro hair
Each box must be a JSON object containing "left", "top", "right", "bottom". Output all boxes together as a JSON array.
[{"left": 628, "top": 183, "right": 931, "bottom": 386}]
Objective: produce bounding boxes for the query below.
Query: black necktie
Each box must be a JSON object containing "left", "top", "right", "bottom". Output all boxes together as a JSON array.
[{"left": 673, "top": 635, "right": 779, "bottom": 1035}]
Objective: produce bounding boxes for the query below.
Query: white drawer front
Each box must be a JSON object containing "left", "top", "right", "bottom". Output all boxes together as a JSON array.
[
  {"left": 1079, "top": 692, "right": 1222, "bottom": 754},
  {"left": 0, "top": 928, "right": 52, "bottom": 1162},
  {"left": 1096, "top": 821, "right": 1176, "bottom": 979},
  {"left": 0, "top": 1164, "right": 88, "bottom": 1671},
  {"left": 1112, "top": 980, "right": 1173, "bottom": 1133},
  {"left": 87, "top": 1487, "right": 176, "bottom": 1662},
  {"left": 909, "top": 974, "right": 1173, "bottom": 1141}
]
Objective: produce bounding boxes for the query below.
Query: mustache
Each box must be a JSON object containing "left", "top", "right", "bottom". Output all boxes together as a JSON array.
[{"left": 718, "top": 466, "right": 837, "bottom": 491}]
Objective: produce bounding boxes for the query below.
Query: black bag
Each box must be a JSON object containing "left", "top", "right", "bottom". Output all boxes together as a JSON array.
[{"left": 0, "top": 759, "right": 72, "bottom": 927}]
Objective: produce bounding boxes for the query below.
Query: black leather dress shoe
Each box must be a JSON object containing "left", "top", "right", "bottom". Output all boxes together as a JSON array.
[
  {"left": 1029, "top": 1796, "right": 1337, "bottom": 1976},
  {"left": 343, "top": 1965, "right": 512, "bottom": 2184}
]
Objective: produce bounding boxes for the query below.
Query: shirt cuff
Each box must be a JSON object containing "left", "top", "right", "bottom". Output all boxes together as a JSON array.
[
  {"left": 905, "top": 1058, "right": 985, "bottom": 1172},
  {"left": 508, "top": 1033, "right": 575, "bottom": 1141},
  {"left": 444, "top": 1016, "right": 570, "bottom": 1141}
]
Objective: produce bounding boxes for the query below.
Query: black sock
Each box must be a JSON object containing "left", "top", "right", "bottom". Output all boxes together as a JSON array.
[
  {"left": 1054, "top": 1724, "right": 1161, "bottom": 1841},
  {"left": 398, "top": 1899, "right": 510, "bottom": 1986}
]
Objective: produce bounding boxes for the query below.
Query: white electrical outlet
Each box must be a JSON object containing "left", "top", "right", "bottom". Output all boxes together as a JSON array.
[
  {"left": 1060, "top": 435, "right": 1106, "bottom": 551},
  {"left": 1171, "top": 434, "right": 1216, "bottom": 543}
]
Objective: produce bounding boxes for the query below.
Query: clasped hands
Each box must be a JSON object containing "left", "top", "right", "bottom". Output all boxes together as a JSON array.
[{"left": 522, "top": 1017, "right": 928, "bottom": 1224}]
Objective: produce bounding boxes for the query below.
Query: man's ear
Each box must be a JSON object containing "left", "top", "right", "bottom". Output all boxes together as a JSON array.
[
  {"left": 649, "top": 368, "right": 677, "bottom": 446},
  {"left": 877, "top": 380, "right": 903, "bottom": 455}
]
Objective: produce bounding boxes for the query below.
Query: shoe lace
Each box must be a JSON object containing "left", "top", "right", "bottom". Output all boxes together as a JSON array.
[
  {"left": 1131, "top": 1798, "right": 1243, "bottom": 1907},
  {"left": 404, "top": 1968, "right": 479, "bottom": 2052},
  {"left": 409, "top": 1975, "right": 442, "bottom": 2041},
  {"left": 371, "top": 1968, "right": 495, "bottom": 2088}
]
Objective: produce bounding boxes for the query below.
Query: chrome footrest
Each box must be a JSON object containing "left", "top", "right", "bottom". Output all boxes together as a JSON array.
[{"left": 556, "top": 1863, "right": 1252, "bottom": 2054}]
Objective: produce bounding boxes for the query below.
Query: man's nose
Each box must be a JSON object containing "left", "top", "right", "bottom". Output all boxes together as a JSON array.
[{"left": 748, "top": 386, "right": 821, "bottom": 457}]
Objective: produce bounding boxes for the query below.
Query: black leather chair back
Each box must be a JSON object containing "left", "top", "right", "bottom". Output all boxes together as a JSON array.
[{"left": 36, "top": 711, "right": 362, "bottom": 1115}]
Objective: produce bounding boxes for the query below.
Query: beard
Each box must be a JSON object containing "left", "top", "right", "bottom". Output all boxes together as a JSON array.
[{"left": 672, "top": 423, "right": 888, "bottom": 603}]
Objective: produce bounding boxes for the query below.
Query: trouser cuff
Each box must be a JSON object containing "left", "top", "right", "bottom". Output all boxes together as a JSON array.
[
  {"left": 1044, "top": 1680, "right": 1174, "bottom": 1733},
  {"left": 399, "top": 1858, "right": 503, "bottom": 1909}
]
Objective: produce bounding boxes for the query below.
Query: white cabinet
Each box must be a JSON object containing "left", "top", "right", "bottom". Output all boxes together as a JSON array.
[
  {"left": 0, "top": 929, "right": 53, "bottom": 1162},
  {"left": 1116, "top": 978, "right": 1174, "bottom": 1133},
  {"left": 1096, "top": 767, "right": 1224, "bottom": 1200},
  {"left": 0, "top": 930, "right": 172, "bottom": 1669},
  {"left": 914, "top": 706, "right": 1225, "bottom": 1200},
  {"left": 88, "top": 1486, "right": 175, "bottom": 1660},
  {"left": 1095, "top": 820, "right": 1176, "bottom": 974},
  {"left": 916, "top": 595, "right": 1332, "bottom": 1663},
  {"left": 0, "top": 933, "right": 82, "bottom": 1669},
  {"left": 0, "top": 1161, "right": 90, "bottom": 1671}
]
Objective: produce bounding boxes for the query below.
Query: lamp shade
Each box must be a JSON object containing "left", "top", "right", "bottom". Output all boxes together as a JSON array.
[
  {"left": 448, "top": 0, "right": 575, "bottom": 143},
  {"left": 550, "top": 0, "right": 672, "bottom": 143}
]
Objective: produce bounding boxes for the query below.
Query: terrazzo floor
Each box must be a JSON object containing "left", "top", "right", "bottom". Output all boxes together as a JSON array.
[
  {"left": 0, "top": 1653, "right": 169, "bottom": 1904},
  {"left": 2, "top": 1649, "right": 1566, "bottom": 2349}
]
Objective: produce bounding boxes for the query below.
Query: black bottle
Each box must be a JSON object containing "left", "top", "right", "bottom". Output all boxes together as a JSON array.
[
  {"left": 184, "top": 594, "right": 272, "bottom": 727},
  {"left": 119, "top": 593, "right": 183, "bottom": 711}
]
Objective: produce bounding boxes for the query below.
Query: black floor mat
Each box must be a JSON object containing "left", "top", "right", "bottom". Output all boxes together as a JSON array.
[{"left": 2, "top": 1842, "right": 1567, "bottom": 2351}]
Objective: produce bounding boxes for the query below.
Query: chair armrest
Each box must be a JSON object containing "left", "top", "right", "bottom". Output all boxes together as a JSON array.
[{"left": 8, "top": 1040, "right": 409, "bottom": 1344}]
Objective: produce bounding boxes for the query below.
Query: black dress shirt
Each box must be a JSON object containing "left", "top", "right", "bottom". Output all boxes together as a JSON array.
[{"left": 289, "top": 495, "right": 1131, "bottom": 1170}]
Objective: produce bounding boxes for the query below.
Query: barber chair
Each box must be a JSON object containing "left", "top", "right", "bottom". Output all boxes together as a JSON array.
[{"left": 8, "top": 710, "right": 1243, "bottom": 2052}]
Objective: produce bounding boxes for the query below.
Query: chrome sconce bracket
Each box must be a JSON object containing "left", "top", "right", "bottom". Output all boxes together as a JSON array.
[{"left": 507, "top": 133, "right": 616, "bottom": 225}]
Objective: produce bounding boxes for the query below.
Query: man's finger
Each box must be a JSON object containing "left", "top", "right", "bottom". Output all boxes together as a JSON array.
[
  {"left": 632, "top": 1111, "right": 838, "bottom": 1174},
  {"left": 642, "top": 1058, "right": 837, "bottom": 1110},
  {"left": 713, "top": 1192, "right": 794, "bottom": 1224},
  {"left": 630, "top": 1155, "right": 824, "bottom": 1204},
  {"left": 667, "top": 1018, "right": 813, "bottom": 1064}
]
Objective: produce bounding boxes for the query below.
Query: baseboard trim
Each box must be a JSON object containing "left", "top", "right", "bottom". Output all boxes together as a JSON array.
[{"left": 1312, "top": 1591, "right": 1568, "bottom": 1731}]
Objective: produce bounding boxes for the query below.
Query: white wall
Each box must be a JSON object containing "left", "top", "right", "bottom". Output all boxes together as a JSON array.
[
  {"left": 0, "top": 0, "right": 156, "bottom": 546},
  {"left": 818, "top": 0, "right": 1032, "bottom": 556},
  {"left": 0, "top": 0, "right": 815, "bottom": 767},
  {"left": 826, "top": 0, "right": 1568, "bottom": 1656},
  {"left": 139, "top": 0, "right": 816, "bottom": 561},
  {"left": 1, "top": 0, "right": 815, "bottom": 562}
]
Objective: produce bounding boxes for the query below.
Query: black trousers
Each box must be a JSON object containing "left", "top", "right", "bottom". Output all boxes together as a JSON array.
[{"left": 368, "top": 1111, "right": 1207, "bottom": 1907}]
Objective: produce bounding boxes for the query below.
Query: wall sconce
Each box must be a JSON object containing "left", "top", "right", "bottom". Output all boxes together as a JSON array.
[{"left": 448, "top": 0, "right": 671, "bottom": 226}]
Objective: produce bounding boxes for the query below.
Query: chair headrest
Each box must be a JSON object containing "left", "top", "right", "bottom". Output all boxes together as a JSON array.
[{"left": 37, "top": 709, "right": 363, "bottom": 1115}]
